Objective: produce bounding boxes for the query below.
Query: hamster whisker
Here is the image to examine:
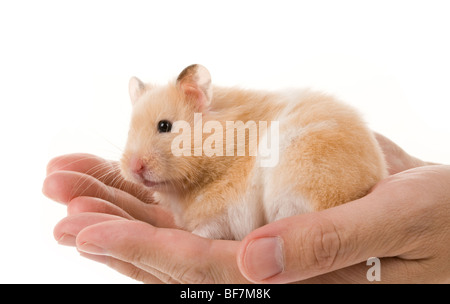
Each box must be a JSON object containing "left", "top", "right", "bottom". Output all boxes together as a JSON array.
[
  {"left": 68, "top": 162, "right": 117, "bottom": 202},
  {"left": 49, "top": 154, "right": 101, "bottom": 173}
]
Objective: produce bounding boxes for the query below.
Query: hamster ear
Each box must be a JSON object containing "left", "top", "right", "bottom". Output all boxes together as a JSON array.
[
  {"left": 128, "top": 76, "right": 145, "bottom": 105},
  {"left": 176, "top": 64, "right": 212, "bottom": 111}
]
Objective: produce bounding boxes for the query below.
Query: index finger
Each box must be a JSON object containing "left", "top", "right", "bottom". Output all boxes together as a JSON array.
[
  {"left": 46, "top": 153, "right": 153, "bottom": 204},
  {"left": 76, "top": 220, "right": 250, "bottom": 284}
]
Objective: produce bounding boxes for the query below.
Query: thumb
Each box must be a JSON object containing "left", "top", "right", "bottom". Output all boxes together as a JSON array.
[
  {"left": 237, "top": 213, "right": 346, "bottom": 283},
  {"left": 237, "top": 185, "right": 412, "bottom": 283}
]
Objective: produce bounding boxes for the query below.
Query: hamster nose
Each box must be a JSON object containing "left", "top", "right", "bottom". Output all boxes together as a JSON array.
[{"left": 130, "top": 157, "right": 145, "bottom": 175}]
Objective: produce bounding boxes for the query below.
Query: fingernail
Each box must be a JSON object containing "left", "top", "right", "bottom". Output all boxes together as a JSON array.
[
  {"left": 77, "top": 242, "right": 107, "bottom": 255},
  {"left": 243, "top": 237, "right": 284, "bottom": 282}
]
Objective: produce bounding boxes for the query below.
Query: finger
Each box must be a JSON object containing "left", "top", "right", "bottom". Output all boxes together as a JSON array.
[
  {"left": 70, "top": 217, "right": 183, "bottom": 283},
  {"left": 78, "top": 253, "right": 165, "bottom": 284},
  {"left": 82, "top": 245, "right": 182, "bottom": 284},
  {"left": 373, "top": 133, "right": 436, "bottom": 174},
  {"left": 64, "top": 203, "right": 445, "bottom": 284},
  {"left": 46, "top": 153, "right": 152, "bottom": 203},
  {"left": 53, "top": 212, "right": 166, "bottom": 283},
  {"left": 47, "top": 153, "right": 107, "bottom": 175},
  {"left": 55, "top": 212, "right": 182, "bottom": 283},
  {"left": 43, "top": 171, "right": 115, "bottom": 204},
  {"left": 54, "top": 213, "right": 124, "bottom": 246},
  {"left": 68, "top": 196, "right": 134, "bottom": 219},
  {"left": 76, "top": 220, "right": 249, "bottom": 284},
  {"left": 237, "top": 174, "right": 428, "bottom": 283},
  {"left": 292, "top": 257, "right": 430, "bottom": 284},
  {"left": 43, "top": 171, "right": 176, "bottom": 227}
]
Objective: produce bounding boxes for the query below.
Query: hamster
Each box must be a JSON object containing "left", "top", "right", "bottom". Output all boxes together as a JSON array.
[{"left": 120, "top": 64, "right": 388, "bottom": 240}]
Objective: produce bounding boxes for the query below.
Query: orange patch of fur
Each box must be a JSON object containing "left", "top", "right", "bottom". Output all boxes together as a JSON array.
[{"left": 121, "top": 71, "right": 387, "bottom": 239}]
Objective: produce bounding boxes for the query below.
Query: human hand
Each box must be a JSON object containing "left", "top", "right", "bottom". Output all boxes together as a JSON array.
[
  {"left": 236, "top": 133, "right": 449, "bottom": 283},
  {"left": 43, "top": 134, "right": 449, "bottom": 283},
  {"left": 373, "top": 132, "right": 438, "bottom": 175},
  {"left": 44, "top": 154, "right": 249, "bottom": 283},
  {"left": 238, "top": 164, "right": 450, "bottom": 283}
]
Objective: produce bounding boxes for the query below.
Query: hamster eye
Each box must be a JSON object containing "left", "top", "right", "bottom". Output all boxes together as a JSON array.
[{"left": 157, "top": 120, "right": 172, "bottom": 133}]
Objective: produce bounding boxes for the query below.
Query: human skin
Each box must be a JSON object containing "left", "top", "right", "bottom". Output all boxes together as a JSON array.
[{"left": 43, "top": 134, "right": 450, "bottom": 283}]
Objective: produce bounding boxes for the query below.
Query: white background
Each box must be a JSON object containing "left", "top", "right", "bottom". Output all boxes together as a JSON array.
[{"left": 1, "top": 0, "right": 449, "bottom": 283}]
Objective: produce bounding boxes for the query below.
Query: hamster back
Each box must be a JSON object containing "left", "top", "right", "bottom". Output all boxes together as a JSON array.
[{"left": 120, "top": 64, "right": 387, "bottom": 240}]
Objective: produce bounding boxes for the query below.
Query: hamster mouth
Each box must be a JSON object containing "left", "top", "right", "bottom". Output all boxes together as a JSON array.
[
  {"left": 143, "top": 179, "right": 165, "bottom": 188},
  {"left": 128, "top": 168, "right": 169, "bottom": 190},
  {"left": 141, "top": 176, "right": 168, "bottom": 189}
]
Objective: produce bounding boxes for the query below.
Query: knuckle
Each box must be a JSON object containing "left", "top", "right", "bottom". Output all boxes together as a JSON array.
[
  {"left": 127, "top": 267, "right": 147, "bottom": 282},
  {"left": 154, "top": 271, "right": 181, "bottom": 284},
  {"left": 306, "top": 217, "right": 342, "bottom": 270},
  {"left": 173, "top": 264, "right": 214, "bottom": 284}
]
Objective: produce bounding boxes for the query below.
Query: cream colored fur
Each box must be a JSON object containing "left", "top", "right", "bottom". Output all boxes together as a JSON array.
[{"left": 121, "top": 65, "right": 388, "bottom": 240}]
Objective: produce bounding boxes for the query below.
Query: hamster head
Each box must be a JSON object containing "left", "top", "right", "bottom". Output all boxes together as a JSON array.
[{"left": 120, "top": 64, "right": 213, "bottom": 193}]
